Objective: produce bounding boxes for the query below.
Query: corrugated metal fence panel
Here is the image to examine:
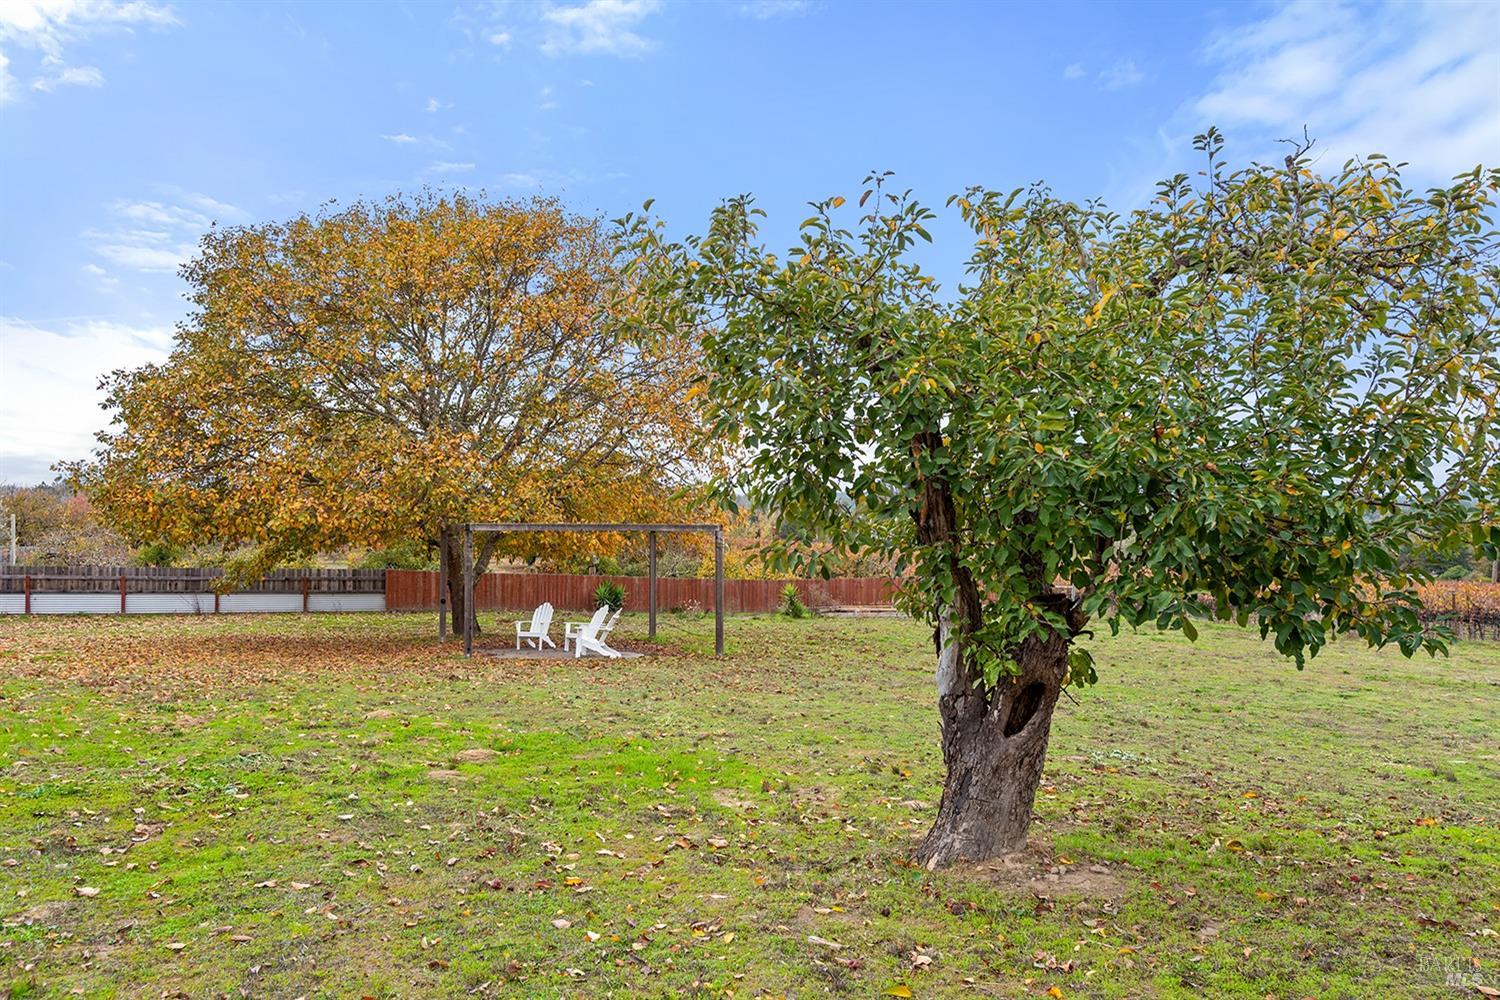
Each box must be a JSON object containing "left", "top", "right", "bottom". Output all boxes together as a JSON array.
[
  {"left": 0, "top": 592, "right": 391, "bottom": 615},
  {"left": 218, "top": 594, "right": 305, "bottom": 613},
  {"left": 128, "top": 594, "right": 215, "bottom": 615},
  {"left": 30, "top": 594, "right": 121, "bottom": 614},
  {"left": 308, "top": 594, "right": 386, "bottom": 612}
]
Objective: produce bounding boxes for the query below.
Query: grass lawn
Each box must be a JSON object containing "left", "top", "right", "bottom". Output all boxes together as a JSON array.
[{"left": 0, "top": 611, "right": 1496, "bottom": 998}]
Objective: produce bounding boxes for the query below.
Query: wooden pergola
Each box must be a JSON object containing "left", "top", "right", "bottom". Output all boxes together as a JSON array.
[{"left": 448, "top": 523, "right": 725, "bottom": 657}]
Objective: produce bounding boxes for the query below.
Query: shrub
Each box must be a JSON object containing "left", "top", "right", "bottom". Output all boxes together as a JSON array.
[
  {"left": 135, "top": 541, "right": 182, "bottom": 567},
  {"left": 780, "top": 583, "right": 807, "bottom": 619},
  {"left": 358, "top": 540, "right": 432, "bottom": 570},
  {"left": 594, "top": 580, "right": 626, "bottom": 611}
]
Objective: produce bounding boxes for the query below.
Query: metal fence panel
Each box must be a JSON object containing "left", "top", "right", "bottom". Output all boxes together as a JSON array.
[
  {"left": 127, "top": 594, "right": 216, "bottom": 615},
  {"left": 308, "top": 594, "right": 385, "bottom": 612},
  {"left": 30, "top": 594, "right": 121, "bottom": 614},
  {"left": 218, "top": 594, "right": 304, "bottom": 613}
]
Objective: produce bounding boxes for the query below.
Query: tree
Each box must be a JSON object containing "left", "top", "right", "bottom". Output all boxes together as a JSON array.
[
  {"left": 620, "top": 134, "right": 1500, "bottom": 867},
  {"left": 1, "top": 484, "right": 132, "bottom": 565},
  {"left": 69, "top": 191, "right": 705, "bottom": 627}
]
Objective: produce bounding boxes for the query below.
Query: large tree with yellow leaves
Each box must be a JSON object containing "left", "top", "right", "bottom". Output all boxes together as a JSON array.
[{"left": 69, "top": 191, "right": 704, "bottom": 628}]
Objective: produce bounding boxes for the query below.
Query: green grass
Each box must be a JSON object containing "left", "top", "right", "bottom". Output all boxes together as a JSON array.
[{"left": 0, "top": 611, "right": 1496, "bottom": 998}]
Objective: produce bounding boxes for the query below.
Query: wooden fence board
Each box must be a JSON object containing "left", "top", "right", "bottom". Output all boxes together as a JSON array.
[
  {"left": 0, "top": 566, "right": 386, "bottom": 594},
  {"left": 384, "top": 569, "right": 897, "bottom": 612}
]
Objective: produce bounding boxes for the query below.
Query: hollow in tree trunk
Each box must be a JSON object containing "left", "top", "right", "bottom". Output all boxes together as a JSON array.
[
  {"left": 913, "top": 610, "right": 1072, "bottom": 869},
  {"left": 906, "top": 428, "right": 1077, "bottom": 868}
]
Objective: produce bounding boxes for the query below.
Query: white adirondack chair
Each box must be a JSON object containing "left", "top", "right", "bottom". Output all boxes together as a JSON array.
[
  {"left": 571, "top": 605, "right": 620, "bottom": 659},
  {"left": 514, "top": 602, "right": 556, "bottom": 650},
  {"left": 565, "top": 605, "right": 621, "bottom": 652}
]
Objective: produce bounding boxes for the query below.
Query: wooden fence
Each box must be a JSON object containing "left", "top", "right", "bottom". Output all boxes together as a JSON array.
[
  {"left": 0, "top": 565, "right": 897, "bottom": 615},
  {"left": 0, "top": 566, "right": 385, "bottom": 594},
  {"left": 385, "top": 570, "right": 896, "bottom": 613}
]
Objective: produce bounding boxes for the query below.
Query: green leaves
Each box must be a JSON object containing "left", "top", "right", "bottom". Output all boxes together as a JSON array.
[{"left": 619, "top": 145, "right": 1500, "bottom": 682}]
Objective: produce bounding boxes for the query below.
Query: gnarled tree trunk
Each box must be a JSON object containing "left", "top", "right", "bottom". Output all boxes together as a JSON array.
[
  {"left": 914, "top": 615, "right": 1070, "bottom": 868},
  {"left": 908, "top": 426, "right": 1075, "bottom": 868}
]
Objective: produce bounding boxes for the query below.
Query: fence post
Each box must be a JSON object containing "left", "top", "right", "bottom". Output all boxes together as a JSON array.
[
  {"left": 462, "top": 526, "right": 474, "bottom": 656},
  {"left": 119, "top": 573, "right": 127, "bottom": 614},
  {"left": 714, "top": 527, "right": 724, "bottom": 657},
  {"left": 214, "top": 590, "right": 220, "bottom": 614},
  {"left": 648, "top": 530, "right": 658, "bottom": 640},
  {"left": 23, "top": 574, "right": 31, "bottom": 615},
  {"left": 302, "top": 577, "right": 310, "bottom": 613}
]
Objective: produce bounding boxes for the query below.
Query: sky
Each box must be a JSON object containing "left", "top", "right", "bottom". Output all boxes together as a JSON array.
[{"left": 1, "top": 0, "right": 1497, "bottom": 484}]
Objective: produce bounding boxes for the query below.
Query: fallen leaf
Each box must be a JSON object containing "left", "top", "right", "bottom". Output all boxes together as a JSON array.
[
  {"left": 75, "top": 887, "right": 101, "bottom": 898},
  {"left": 885, "top": 988, "right": 914, "bottom": 999}
]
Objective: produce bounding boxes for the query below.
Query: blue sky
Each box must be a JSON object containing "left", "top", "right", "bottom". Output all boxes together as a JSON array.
[{"left": 2, "top": 0, "right": 1497, "bottom": 483}]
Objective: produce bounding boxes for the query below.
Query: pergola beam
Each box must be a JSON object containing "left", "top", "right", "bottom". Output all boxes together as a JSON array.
[{"left": 457, "top": 522, "right": 724, "bottom": 659}]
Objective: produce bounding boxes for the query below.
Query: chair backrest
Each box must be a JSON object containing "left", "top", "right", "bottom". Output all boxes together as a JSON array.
[
  {"left": 599, "top": 606, "right": 623, "bottom": 636},
  {"left": 533, "top": 602, "right": 554, "bottom": 630},
  {"left": 577, "top": 604, "right": 609, "bottom": 643}
]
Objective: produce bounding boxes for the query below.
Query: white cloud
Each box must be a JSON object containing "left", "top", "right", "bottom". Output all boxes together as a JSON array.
[
  {"left": 0, "top": 0, "right": 179, "bottom": 104},
  {"left": 30, "top": 61, "right": 101, "bottom": 90},
  {"left": 0, "top": 315, "right": 175, "bottom": 482},
  {"left": 1193, "top": 0, "right": 1500, "bottom": 180},
  {"left": 538, "top": 84, "right": 558, "bottom": 111},
  {"left": 487, "top": 29, "right": 511, "bottom": 47},
  {"left": 424, "top": 96, "right": 446, "bottom": 113},
  {"left": 1098, "top": 59, "right": 1144, "bottom": 90},
  {"left": 1062, "top": 62, "right": 1084, "bottom": 81},
  {"left": 541, "top": 0, "right": 660, "bottom": 57},
  {"left": 736, "top": 0, "right": 811, "bottom": 19},
  {"left": 83, "top": 192, "right": 242, "bottom": 275},
  {"left": 426, "top": 160, "right": 475, "bottom": 173},
  {"left": 497, "top": 172, "right": 541, "bottom": 189},
  {"left": 380, "top": 132, "right": 450, "bottom": 150},
  {"left": 81, "top": 262, "right": 120, "bottom": 291}
]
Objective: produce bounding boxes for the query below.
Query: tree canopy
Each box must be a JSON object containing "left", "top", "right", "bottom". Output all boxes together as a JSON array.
[
  {"left": 70, "top": 191, "right": 706, "bottom": 597},
  {"left": 620, "top": 135, "right": 1500, "bottom": 863}
]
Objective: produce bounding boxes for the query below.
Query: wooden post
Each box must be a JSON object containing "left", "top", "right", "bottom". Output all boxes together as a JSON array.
[
  {"left": 119, "top": 573, "right": 127, "bottom": 614},
  {"left": 714, "top": 527, "right": 725, "bottom": 657},
  {"left": 648, "top": 530, "right": 658, "bottom": 641},
  {"left": 23, "top": 574, "right": 31, "bottom": 615},
  {"left": 214, "top": 590, "right": 220, "bottom": 614},
  {"left": 438, "top": 536, "right": 449, "bottom": 640},
  {"left": 462, "top": 525, "right": 474, "bottom": 657},
  {"left": 302, "top": 577, "right": 310, "bottom": 613}
]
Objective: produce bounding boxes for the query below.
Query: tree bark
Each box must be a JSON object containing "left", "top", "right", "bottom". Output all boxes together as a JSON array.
[
  {"left": 907, "top": 427, "right": 1075, "bottom": 868},
  {"left": 439, "top": 527, "right": 480, "bottom": 637},
  {"left": 914, "top": 618, "right": 1070, "bottom": 868}
]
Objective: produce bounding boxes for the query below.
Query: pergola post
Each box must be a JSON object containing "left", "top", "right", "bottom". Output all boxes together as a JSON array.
[
  {"left": 647, "top": 530, "right": 658, "bottom": 641},
  {"left": 438, "top": 539, "right": 447, "bottom": 641},
  {"left": 714, "top": 527, "right": 725, "bottom": 658},
  {"left": 462, "top": 525, "right": 474, "bottom": 656}
]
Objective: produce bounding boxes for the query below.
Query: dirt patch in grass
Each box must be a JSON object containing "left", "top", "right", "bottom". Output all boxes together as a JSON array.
[{"left": 949, "top": 845, "right": 1127, "bottom": 902}]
